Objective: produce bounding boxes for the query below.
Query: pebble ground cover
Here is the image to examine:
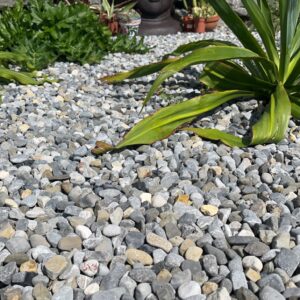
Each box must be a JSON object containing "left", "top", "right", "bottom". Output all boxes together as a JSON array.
[{"left": 0, "top": 27, "right": 300, "bottom": 299}]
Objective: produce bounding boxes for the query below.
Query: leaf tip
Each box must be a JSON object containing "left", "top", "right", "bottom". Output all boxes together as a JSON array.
[{"left": 92, "top": 141, "right": 114, "bottom": 155}]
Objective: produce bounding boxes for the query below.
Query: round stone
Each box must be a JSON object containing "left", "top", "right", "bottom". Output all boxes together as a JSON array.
[
  {"left": 20, "top": 260, "right": 38, "bottom": 273},
  {"left": 44, "top": 255, "right": 69, "bottom": 280},
  {"left": 146, "top": 232, "right": 172, "bottom": 253},
  {"left": 80, "top": 260, "right": 99, "bottom": 276},
  {"left": 84, "top": 283, "right": 100, "bottom": 296},
  {"left": 152, "top": 194, "right": 168, "bottom": 208},
  {"left": 75, "top": 225, "right": 92, "bottom": 240},
  {"left": 242, "top": 256, "right": 263, "bottom": 272},
  {"left": 200, "top": 205, "right": 218, "bottom": 216},
  {"left": 178, "top": 281, "right": 201, "bottom": 299},
  {"left": 202, "top": 282, "right": 218, "bottom": 295},
  {"left": 261, "top": 173, "right": 273, "bottom": 184},
  {"left": 126, "top": 249, "right": 153, "bottom": 266},
  {"left": 58, "top": 236, "right": 82, "bottom": 251},
  {"left": 184, "top": 246, "right": 203, "bottom": 261},
  {"left": 102, "top": 224, "right": 121, "bottom": 237}
]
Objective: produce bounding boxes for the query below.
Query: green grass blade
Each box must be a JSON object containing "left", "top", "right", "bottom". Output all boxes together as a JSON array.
[
  {"left": 251, "top": 83, "right": 291, "bottom": 144},
  {"left": 182, "top": 128, "right": 248, "bottom": 147},
  {"left": 101, "top": 57, "right": 179, "bottom": 83}
]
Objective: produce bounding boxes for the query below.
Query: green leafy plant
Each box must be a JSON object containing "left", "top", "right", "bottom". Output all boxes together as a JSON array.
[
  {"left": 0, "top": 51, "right": 45, "bottom": 85},
  {"left": 93, "top": 0, "right": 300, "bottom": 155},
  {"left": 0, "top": 0, "right": 148, "bottom": 70},
  {"left": 101, "top": 0, "right": 115, "bottom": 20},
  {"left": 192, "top": 0, "right": 216, "bottom": 18}
]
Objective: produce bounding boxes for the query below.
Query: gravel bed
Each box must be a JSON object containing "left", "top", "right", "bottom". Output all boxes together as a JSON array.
[{"left": 0, "top": 26, "right": 300, "bottom": 300}]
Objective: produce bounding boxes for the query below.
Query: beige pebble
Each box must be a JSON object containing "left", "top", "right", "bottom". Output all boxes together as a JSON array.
[
  {"left": 126, "top": 249, "right": 153, "bottom": 266},
  {"left": 200, "top": 205, "right": 218, "bottom": 216}
]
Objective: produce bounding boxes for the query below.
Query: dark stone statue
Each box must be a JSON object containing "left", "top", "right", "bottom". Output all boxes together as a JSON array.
[{"left": 137, "top": 0, "right": 181, "bottom": 35}]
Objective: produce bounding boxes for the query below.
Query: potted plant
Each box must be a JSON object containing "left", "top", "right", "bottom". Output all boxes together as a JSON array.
[
  {"left": 181, "top": 0, "right": 194, "bottom": 32},
  {"left": 98, "top": 0, "right": 120, "bottom": 34},
  {"left": 116, "top": 1, "right": 141, "bottom": 36},
  {"left": 192, "top": 0, "right": 220, "bottom": 33}
]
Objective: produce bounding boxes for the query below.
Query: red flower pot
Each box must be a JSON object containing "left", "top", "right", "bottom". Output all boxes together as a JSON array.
[
  {"left": 205, "top": 15, "right": 220, "bottom": 31},
  {"left": 194, "top": 17, "right": 205, "bottom": 33},
  {"left": 182, "top": 15, "right": 194, "bottom": 32}
]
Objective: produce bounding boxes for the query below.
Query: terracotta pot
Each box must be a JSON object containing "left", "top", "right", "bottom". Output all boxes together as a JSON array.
[
  {"left": 194, "top": 17, "right": 205, "bottom": 33},
  {"left": 205, "top": 15, "right": 220, "bottom": 31},
  {"left": 182, "top": 15, "right": 194, "bottom": 32}
]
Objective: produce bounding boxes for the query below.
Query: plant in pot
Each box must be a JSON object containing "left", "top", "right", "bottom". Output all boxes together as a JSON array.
[
  {"left": 99, "top": 0, "right": 119, "bottom": 34},
  {"left": 116, "top": 1, "right": 141, "bottom": 36},
  {"left": 192, "top": 0, "right": 219, "bottom": 33},
  {"left": 181, "top": 0, "right": 194, "bottom": 32}
]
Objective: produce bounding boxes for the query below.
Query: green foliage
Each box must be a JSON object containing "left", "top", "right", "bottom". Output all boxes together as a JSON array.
[
  {"left": 93, "top": 0, "right": 300, "bottom": 154},
  {"left": 266, "top": 0, "right": 280, "bottom": 31},
  {"left": 0, "top": 51, "right": 45, "bottom": 85},
  {"left": 0, "top": 0, "right": 148, "bottom": 70}
]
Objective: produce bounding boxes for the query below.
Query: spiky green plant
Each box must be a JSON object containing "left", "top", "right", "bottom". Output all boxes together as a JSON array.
[{"left": 93, "top": 0, "right": 300, "bottom": 154}]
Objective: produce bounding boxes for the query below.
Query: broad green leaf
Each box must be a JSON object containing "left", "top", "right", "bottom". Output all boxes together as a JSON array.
[
  {"left": 291, "top": 102, "right": 300, "bottom": 119},
  {"left": 182, "top": 127, "right": 248, "bottom": 147},
  {"left": 251, "top": 83, "right": 291, "bottom": 144},
  {"left": 279, "top": 0, "right": 300, "bottom": 82},
  {"left": 101, "top": 57, "right": 179, "bottom": 83},
  {"left": 241, "top": 0, "right": 278, "bottom": 66},
  {"left": 257, "top": 0, "right": 275, "bottom": 35},
  {"left": 0, "top": 67, "right": 41, "bottom": 85},
  {"left": 143, "top": 46, "right": 272, "bottom": 106},
  {"left": 200, "top": 61, "right": 275, "bottom": 94},
  {"left": 291, "top": 22, "right": 300, "bottom": 57},
  {"left": 169, "top": 40, "right": 236, "bottom": 57},
  {"left": 286, "top": 49, "right": 300, "bottom": 85},
  {"left": 113, "top": 90, "right": 254, "bottom": 150},
  {"left": 208, "top": 0, "right": 266, "bottom": 57},
  {"left": 0, "top": 51, "right": 27, "bottom": 63}
]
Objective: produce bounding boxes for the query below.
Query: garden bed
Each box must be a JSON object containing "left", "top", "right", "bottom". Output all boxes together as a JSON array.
[{"left": 0, "top": 27, "right": 300, "bottom": 299}]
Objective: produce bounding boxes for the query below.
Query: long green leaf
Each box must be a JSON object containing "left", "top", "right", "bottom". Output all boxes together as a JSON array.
[
  {"left": 0, "top": 51, "right": 27, "bottom": 63},
  {"left": 241, "top": 0, "right": 279, "bottom": 66},
  {"left": 257, "top": 0, "right": 275, "bottom": 35},
  {"left": 91, "top": 90, "right": 254, "bottom": 154},
  {"left": 208, "top": 0, "right": 266, "bottom": 57},
  {"left": 291, "top": 102, "right": 300, "bottom": 119},
  {"left": 101, "top": 57, "right": 179, "bottom": 83},
  {"left": 251, "top": 83, "right": 291, "bottom": 144},
  {"left": 143, "top": 46, "right": 272, "bottom": 106},
  {"left": 279, "top": 0, "right": 300, "bottom": 82},
  {"left": 200, "top": 61, "right": 275, "bottom": 94},
  {"left": 182, "top": 127, "right": 248, "bottom": 147},
  {"left": 0, "top": 67, "right": 41, "bottom": 85},
  {"left": 169, "top": 40, "right": 236, "bottom": 57},
  {"left": 285, "top": 49, "right": 300, "bottom": 86}
]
